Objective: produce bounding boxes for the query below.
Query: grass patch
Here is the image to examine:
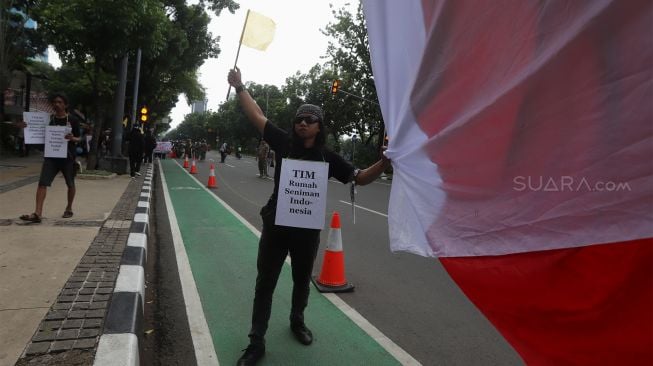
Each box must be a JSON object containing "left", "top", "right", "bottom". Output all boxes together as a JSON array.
[{"left": 79, "top": 169, "right": 113, "bottom": 176}]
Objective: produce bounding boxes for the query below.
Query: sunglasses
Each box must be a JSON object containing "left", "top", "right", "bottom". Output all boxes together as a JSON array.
[{"left": 294, "top": 115, "right": 321, "bottom": 125}]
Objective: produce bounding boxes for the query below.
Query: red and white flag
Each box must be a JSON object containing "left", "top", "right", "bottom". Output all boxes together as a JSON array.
[{"left": 363, "top": 0, "right": 653, "bottom": 364}]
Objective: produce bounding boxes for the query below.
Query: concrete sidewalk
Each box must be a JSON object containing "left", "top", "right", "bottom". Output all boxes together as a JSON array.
[{"left": 0, "top": 152, "right": 142, "bottom": 366}]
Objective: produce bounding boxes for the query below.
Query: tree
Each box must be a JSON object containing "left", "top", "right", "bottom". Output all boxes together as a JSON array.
[
  {"left": 33, "top": 0, "right": 170, "bottom": 168},
  {"left": 31, "top": 0, "right": 239, "bottom": 169},
  {"left": 168, "top": 111, "right": 212, "bottom": 142},
  {"left": 322, "top": 3, "right": 384, "bottom": 150},
  {"left": 137, "top": 2, "right": 219, "bottom": 129},
  {"left": 0, "top": 0, "right": 47, "bottom": 122}
]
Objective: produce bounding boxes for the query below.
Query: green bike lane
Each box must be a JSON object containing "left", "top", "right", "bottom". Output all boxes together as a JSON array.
[{"left": 159, "top": 159, "right": 404, "bottom": 366}]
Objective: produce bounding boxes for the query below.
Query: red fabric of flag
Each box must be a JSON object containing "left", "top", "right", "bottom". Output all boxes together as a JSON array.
[{"left": 441, "top": 239, "right": 653, "bottom": 365}]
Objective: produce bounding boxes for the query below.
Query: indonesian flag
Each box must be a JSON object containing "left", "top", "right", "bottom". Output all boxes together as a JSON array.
[{"left": 362, "top": 0, "right": 653, "bottom": 364}]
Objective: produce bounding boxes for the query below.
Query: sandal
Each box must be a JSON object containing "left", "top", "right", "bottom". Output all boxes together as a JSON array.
[
  {"left": 62, "top": 211, "right": 74, "bottom": 218},
  {"left": 19, "top": 213, "right": 41, "bottom": 223}
]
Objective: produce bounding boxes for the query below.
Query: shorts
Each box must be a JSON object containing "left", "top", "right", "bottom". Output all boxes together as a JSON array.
[{"left": 39, "top": 158, "right": 76, "bottom": 187}]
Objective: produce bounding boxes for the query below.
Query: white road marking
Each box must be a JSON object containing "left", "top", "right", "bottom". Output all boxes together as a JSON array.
[
  {"left": 170, "top": 186, "right": 201, "bottom": 190},
  {"left": 159, "top": 160, "right": 220, "bottom": 366},
  {"left": 339, "top": 200, "right": 388, "bottom": 217},
  {"left": 225, "top": 163, "right": 235, "bottom": 168},
  {"left": 323, "top": 293, "right": 421, "bottom": 366}
]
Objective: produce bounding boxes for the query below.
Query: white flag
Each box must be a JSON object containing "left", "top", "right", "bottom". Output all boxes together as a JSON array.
[{"left": 241, "top": 10, "right": 276, "bottom": 51}]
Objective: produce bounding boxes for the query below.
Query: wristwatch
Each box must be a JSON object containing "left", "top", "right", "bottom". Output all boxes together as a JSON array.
[
  {"left": 235, "top": 85, "right": 245, "bottom": 94},
  {"left": 353, "top": 168, "right": 360, "bottom": 182}
]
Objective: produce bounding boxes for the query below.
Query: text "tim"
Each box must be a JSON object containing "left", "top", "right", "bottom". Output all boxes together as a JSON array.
[{"left": 293, "top": 170, "right": 315, "bottom": 179}]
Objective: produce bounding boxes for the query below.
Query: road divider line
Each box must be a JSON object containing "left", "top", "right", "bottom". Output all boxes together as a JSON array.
[
  {"left": 173, "top": 160, "right": 415, "bottom": 365},
  {"left": 159, "top": 160, "right": 220, "bottom": 366},
  {"left": 339, "top": 200, "right": 388, "bottom": 217},
  {"left": 323, "top": 293, "right": 421, "bottom": 366}
]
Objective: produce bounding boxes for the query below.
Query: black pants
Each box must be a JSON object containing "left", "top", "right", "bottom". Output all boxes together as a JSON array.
[
  {"left": 143, "top": 150, "right": 153, "bottom": 163},
  {"left": 129, "top": 154, "right": 142, "bottom": 176},
  {"left": 248, "top": 208, "right": 320, "bottom": 344}
]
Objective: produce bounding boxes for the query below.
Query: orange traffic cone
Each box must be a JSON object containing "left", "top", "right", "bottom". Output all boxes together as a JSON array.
[
  {"left": 207, "top": 164, "right": 217, "bottom": 188},
  {"left": 312, "top": 212, "right": 354, "bottom": 293},
  {"left": 190, "top": 159, "right": 198, "bottom": 174},
  {"left": 183, "top": 156, "right": 189, "bottom": 168}
]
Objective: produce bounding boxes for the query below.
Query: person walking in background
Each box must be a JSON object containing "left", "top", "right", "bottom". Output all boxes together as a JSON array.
[
  {"left": 143, "top": 129, "right": 156, "bottom": 163},
  {"left": 220, "top": 141, "right": 228, "bottom": 163},
  {"left": 256, "top": 139, "right": 270, "bottom": 178},
  {"left": 127, "top": 125, "right": 144, "bottom": 178},
  {"left": 186, "top": 139, "right": 195, "bottom": 160},
  {"left": 200, "top": 140, "right": 208, "bottom": 160},
  {"left": 19, "top": 92, "right": 82, "bottom": 223},
  {"left": 228, "top": 67, "right": 391, "bottom": 366}
]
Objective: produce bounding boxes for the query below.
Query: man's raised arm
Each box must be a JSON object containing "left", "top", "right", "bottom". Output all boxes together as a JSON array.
[{"left": 227, "top": 67, "right": 267, "bottom": 133}]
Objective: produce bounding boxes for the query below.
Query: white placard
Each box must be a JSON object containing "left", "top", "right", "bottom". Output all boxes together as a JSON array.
[
  {"left": 23, "top": 112, "right": 49, "bottom": 144},
  {"left": 275, "top": 158, "right": 329, "bottom": 229},
  {"left": 44, "top": 125, "right": 72, "bottom": 158},
  {"left": 154, "top": 141, "right": 172, "bottom": 153}
]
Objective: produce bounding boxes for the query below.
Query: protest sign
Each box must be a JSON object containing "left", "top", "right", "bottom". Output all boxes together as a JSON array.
[
  {"left": 275, "top": 159, "right": 329, "bottom": 229},
  {"left": 44, "top": 125, "right": 71, "bottom": 158},
  {"left": 154, "top": 141, "right": 172, "bottom": 153},
  {"left": 23, "top": 112, "right": 49, "bottom": 144}
]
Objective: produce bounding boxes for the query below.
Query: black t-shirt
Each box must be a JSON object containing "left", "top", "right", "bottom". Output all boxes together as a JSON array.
[
  {"left": 50, "top": 113, "right": 82, "bottom": 160},
  {"left": 263, "top": 121, "right": 354, "bottom": 208}
]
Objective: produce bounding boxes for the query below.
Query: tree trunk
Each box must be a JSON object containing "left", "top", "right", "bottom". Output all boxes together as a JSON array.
[{"left": 85, "top": 63, "right": 103, "bottom": 170}]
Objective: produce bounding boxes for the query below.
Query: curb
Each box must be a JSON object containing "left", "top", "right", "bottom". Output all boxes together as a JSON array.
[
  {"left": 77, "top": 173, "right": 117, "bottom": 180},
  {"left": 93, "top": 166, "right": 153, "bottom": 366}
]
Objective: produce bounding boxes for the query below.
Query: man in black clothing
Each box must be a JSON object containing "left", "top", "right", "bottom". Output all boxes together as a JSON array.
[
  {"left": 228, "top": 67, "right": 391, "bottom": 366},
  {"left": 128, "top": 126, "right": 144, "bottom": 177},
  {"left": 143, "top": 129, "right": 157, "bottom": 163},
  {"left": 19, "top": 93, "right": 82, "bottom": 223}
]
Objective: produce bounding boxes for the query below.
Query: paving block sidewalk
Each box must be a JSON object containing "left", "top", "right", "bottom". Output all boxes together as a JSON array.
[
  {"left": 15, "top": 179, "right": 144, "bottom": 366},
  {"left": 0, "top": 154, "right": 149, "bottom": 366}
]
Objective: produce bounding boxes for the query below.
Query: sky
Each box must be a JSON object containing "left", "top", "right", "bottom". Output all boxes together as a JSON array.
[{"left": 168, "top": 0, "right": 359, "bottom": 130}]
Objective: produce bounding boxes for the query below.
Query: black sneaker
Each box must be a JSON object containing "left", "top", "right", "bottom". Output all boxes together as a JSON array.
[
  {"left": 236, "top": 343, "right": 265, "bottom": 366},
  {"left": 291, "top": 322, "right": 313, "bottom": 345}
]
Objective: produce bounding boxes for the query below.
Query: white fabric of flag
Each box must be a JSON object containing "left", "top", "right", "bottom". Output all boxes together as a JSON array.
[
  {"left": 241, "top": 10, "right": 276, "bottom": 51},
  {"left": 363, "top": 0, "right": 653, "bottom": 258}
]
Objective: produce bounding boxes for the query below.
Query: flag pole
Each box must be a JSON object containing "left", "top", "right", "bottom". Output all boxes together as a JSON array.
[{"left": 226, "top": 9, "right": 251, "bottom": 100}]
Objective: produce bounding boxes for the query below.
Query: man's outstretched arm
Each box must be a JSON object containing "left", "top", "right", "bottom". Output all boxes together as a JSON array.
[
  {"left": 355, "top": 157, "right": 392, "bottom": 186},
  {"left": 228, "top": 67, "right": 267, "bottom": 133}
]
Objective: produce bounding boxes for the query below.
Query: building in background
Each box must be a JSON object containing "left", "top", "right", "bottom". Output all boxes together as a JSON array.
[{"left": 190, "top": 100, "right": 207, "bottom": 114}]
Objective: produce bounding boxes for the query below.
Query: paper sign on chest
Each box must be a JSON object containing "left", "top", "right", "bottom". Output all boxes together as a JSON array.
[
  {"left": 275, "top": 158, "right": 329, "bottom": 229},
  {"left": 44, "top": 125, "right": 71, "bottom": 158}
]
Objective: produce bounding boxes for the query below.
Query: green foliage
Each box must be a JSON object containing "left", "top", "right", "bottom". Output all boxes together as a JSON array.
[
  {"left": 35, "top": 0, "right": 167, "bottom": 65},
  {"left": 0, "top": 0, "right": 48, "bottom": 120},
  {"left": 138, "top": 2, "right": 220, "bottom": 123},
  {"left": 167, "top": 111, "right": 212, "bottom": 141},
  {"left": 322, "top": 3, "right": 384, "bottom": 149},
  {"left": 0, "top": 1, "right": 48, "bottom": 70},
  {"left": 199, "top": 0, "right": 239, "bottom": 16}
]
